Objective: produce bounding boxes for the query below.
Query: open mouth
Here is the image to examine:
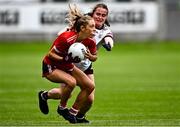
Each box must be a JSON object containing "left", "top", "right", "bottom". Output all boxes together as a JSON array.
[{"left": 90, "top": 33, "right": 95, "bottom": 37}]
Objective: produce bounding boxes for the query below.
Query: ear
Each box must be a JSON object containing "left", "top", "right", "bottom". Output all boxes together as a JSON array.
[{"left": 80, "top": 25, "right": 86, "bottom": 32}]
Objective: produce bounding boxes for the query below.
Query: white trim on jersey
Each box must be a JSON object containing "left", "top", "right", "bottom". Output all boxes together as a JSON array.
[
  {"left": 67, "top": 35, "right": 77, "bottom": 43},
  {"left": 53, "top": 46, "right": 60, "bottom": 53}
]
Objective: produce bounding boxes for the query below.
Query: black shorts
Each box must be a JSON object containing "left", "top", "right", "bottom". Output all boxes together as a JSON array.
[
  {"left": 84, "top": 64, "right": 94, "bottom": 74},
  {"left": 42, "top": 61, "right": 56, "bottom": 77},
  {"left": 42, "top": 61, "right": 73, "bottom": 77}
]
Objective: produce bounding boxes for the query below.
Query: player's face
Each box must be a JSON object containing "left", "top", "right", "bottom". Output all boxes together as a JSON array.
[
  {"left": 92, "top": 7, "right": 108, "bottom": 29},
  {"left": 83, "top": 19, "right": 96, "bottom": 38}
]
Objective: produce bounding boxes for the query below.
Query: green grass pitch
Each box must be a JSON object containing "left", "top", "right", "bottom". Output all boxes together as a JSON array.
[{"left": 0, "top": 41, "right": 180, "bottom": 126}]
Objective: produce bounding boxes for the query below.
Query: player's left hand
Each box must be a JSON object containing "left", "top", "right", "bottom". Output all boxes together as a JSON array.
[
  {"left": 85, "top": 48, "right": 94, "bottom": 60},
  {"left": 102, "top": 42, "right": 112, "bottom": 51},
  {"left": 84, "top": 47, "right": 97, "bottom": 62}
]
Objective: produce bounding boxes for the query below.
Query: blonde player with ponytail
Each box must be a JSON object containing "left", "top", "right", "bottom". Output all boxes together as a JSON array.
[{"left": 38, "top": 4, "right": 97, "bottom": 123}]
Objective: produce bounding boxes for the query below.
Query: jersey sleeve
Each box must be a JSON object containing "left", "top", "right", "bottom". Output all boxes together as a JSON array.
[
  {"left": 104, "top": 30, "right": 113, "bottom": 38},
  {"left": 53, "top": 36, "right": 69, "bottom": 55},
  {"left": 88, "top": 39, "right": 97, "bottom": 55}
]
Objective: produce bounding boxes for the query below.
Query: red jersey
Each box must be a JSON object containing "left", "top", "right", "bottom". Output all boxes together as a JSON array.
[{"left": 43, "top": 31, "right": 97, "bottom": 72}]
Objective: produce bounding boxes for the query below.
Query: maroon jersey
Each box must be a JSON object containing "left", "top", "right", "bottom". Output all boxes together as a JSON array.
[{"left": 43, "top": 31, "right": 96, "bottom": 72}]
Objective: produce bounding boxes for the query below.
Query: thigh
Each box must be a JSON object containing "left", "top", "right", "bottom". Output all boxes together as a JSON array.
[
  {"left": 87, "top": 74, "right": 95, "bottom": 84},
  {"left": 71, "top": 66, "right": 94, "bottom": 89},
  {"left": 46, "top": 69, "right": 76, "bottom": 84}
]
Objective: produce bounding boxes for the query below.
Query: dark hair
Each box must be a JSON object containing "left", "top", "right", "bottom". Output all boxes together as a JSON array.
[{"left": 89, "top": 3, "right": 110, "bottom": 27}]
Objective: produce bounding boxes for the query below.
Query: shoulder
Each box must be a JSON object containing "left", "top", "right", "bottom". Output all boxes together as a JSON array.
[
  {"left": 82, "top": 38, "right": 97, "bottom": 54},
  {"left": 102, "top": 25, "right": 113, "bottom": 38},
  {"left": 58, "top": 31, "right": 77, "bottom": 43},
  {"left": 95, "top": 25, "right": 113, "bottom": 36},
  {"left": 84, "top": 38, "right": 96, "bottom": 44},
  {"left": 82, "top": 38, "right": 96, "bottom": 48},
  {"left": 103, "top": 25, "right": 112, "bottom": 33}
]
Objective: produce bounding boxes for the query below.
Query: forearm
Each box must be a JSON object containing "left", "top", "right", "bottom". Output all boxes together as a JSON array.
[
  {"left": 88, "top": 54, "right": 97, "bottom": 62},
  {"left": 47, "top": 49, "right": 63, "bottom": 62}
]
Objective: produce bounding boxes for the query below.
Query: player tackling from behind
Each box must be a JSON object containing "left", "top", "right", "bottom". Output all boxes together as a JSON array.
[
  {"left": 38, "top": 3, "right": 114, "bottom": 123},
  {"left": 38, "top": 4, "right": 97, "bottom": 123}
]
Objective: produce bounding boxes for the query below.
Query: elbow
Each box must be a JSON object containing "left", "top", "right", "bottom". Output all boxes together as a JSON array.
[
  {"left": 47, "top": 52, "right": 52, "bottom": 59},
  {"left": 47, "top": 51, "right": 55, "bottom": 60}
]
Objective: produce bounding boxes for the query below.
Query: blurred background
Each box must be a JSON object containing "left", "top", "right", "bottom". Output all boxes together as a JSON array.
[{"left": 0, "top": 0, "right": 180, "bottom": 42}]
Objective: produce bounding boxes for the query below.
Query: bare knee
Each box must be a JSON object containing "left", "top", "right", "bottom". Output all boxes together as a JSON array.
[
  {"left": 48, "top": 88, "right": 61, "bottom": 99},
  {"left": 87, "top": 82, "right": 95, "bottom": 94},
  {"left": 80, "top": 82, "right": 95, "bottom": 95},
  {"left": 66, "top": 78, "right": 76, "bottom": 90}
]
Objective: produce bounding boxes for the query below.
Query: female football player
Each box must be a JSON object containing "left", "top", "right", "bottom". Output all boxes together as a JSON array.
[
  {"left": 38, "top": 3, "right": 114, "bottom": 123},
  {"left": 38, "top": 4, "right": 97, "bottom": 123}
]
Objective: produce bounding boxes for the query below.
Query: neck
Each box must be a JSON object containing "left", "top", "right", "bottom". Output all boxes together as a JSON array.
[{"left": 77, "top": 32, "right": 86, "bottom": 42}]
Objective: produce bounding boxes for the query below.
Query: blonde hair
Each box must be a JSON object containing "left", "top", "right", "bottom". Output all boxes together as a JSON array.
[{"left": 66, "top": 4, "right": 93, "bottom": 32}]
